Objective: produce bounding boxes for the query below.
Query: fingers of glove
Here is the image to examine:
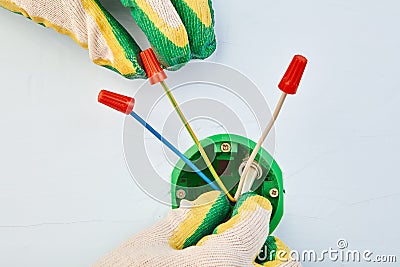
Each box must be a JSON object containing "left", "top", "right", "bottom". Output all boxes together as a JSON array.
[
  {"left": 92, "top": 236, "right": 300, "bottom": 267},
  {"left": 121, "top": 0, "right": 190, "bottom": 69},
  {"left": 93, "top": 243, "right": 238, "bottom": 267},
  {"left": 170, "top": 0, "right": 216, "bottom": 59},
  {"left": 93, "top": 190, "right": 229, "bottom": 266},
  {"left": 194, "top": 192, "right": 273, "bottom": 265},
  {"left": 84, "top": 0, "right": 146, "bottom": 78},
  {"left": 93, "top": 241, "right": 300, "bottom": 267},
  {"left": 255, "top": 236, "right": 302, "bottom": 267},
  {"left": 168, "top": 190, "right": 230, "bottom": 249},
  {"left": 1, "top": 0, "right": 145, "bottom": 79},
  {"left": 129, "top": 190, "right": 229, "bottom": 250}
]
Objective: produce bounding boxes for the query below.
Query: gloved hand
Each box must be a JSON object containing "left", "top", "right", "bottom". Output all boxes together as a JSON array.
[
  {"left": 0, "top": 0, "right": 216, "bottom": 79},
  {"left": 93, "top": 191, "right": 301, "bottom": 267}
]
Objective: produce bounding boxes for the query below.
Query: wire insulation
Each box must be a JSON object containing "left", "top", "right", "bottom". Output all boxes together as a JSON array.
[
  {"left": 160, "top": 81, "right": 235, "bottom": 202},
  {"left": 234, "top": 93, "right": 288, "bottom": 200},
  {"left": 130, "top": 111, "right": 219, "bottom": 191}
]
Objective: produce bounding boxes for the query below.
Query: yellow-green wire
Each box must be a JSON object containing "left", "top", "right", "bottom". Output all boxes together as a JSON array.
[{"left": 160, "top": 81, "right": 235, "bottom": 202}]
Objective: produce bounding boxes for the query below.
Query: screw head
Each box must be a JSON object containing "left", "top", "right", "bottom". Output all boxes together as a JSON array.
[
  {"left": 269, "top": 188, "right": 279, "bottom": 198},
  {"left": 221, "top": 143, "right": 231, "bottom": 153},
  {"left": 176, "top": 189, "right": 186, "bottom": 199}
]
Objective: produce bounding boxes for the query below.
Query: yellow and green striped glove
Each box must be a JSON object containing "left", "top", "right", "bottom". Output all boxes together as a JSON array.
[
  {"left": 93, "top": 191, "right": 301, "bottom": 267},
  {"left": 0, "top": 0, "right": 216, "bottom": 79}
]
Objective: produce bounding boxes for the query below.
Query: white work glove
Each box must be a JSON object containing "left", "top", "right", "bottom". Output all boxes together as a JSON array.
[
  {"left": 1, "top": 0, "right": 216, "bottom": 78},
  {"left": 93, "top": 191, "right": 301, "bottom": 267}
]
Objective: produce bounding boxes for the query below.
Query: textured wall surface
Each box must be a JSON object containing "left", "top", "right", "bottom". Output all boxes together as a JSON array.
[{"left": 0, "top": 0, "right": 399, "bottom": 266}]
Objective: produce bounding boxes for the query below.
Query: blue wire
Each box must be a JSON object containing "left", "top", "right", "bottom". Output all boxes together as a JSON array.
[{"left": 130, "top": 111, "right": 220, "bottom": 191}]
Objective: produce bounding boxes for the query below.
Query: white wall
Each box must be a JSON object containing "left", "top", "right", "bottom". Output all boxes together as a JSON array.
[{"left": 0, "top": 0, "right": 399, "bottom": 266}]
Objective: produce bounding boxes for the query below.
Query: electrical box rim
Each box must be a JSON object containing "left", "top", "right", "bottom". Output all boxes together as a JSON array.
[{"left": 171, "top": 133, "right": 284, "bottom": 234}]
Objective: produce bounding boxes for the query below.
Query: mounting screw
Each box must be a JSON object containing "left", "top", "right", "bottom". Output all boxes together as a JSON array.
[
  {"left": 176, "top": 189, "right": 186, "bottom": 199},
  {"left": 221, "top": 143, "right": 231, "bottom": 153},
  {"left": 269, "top": 188, "right": 279, "bottom": 198}
]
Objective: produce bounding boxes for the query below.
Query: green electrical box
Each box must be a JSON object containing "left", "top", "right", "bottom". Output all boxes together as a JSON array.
[{"left": 171, "top": 134, "right": 284, "bottom": 233}]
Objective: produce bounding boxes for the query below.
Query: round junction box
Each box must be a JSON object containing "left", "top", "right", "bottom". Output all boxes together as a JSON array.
[{"left": 171, "top": 134, "right": 284, "bottom": 233}]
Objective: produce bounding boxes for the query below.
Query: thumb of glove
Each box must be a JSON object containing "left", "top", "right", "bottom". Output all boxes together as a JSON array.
[{"left": 193, "top": 192, "right": 272, "bottom": 266}]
